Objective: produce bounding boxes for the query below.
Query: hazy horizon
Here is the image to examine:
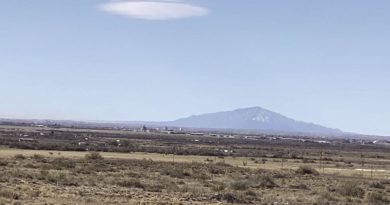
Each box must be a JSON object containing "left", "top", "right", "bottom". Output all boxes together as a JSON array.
[{"left": 1, "top": 0, "right": 390, "bottom": 136}]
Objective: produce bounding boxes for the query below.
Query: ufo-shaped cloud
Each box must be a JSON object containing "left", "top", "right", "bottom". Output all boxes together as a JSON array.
[{"left": 99, "top": 0, "right": 210, "bottom": 20}]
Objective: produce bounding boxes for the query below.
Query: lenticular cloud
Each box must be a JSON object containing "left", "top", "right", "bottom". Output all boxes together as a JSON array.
[{"left": 99, "top": 0, "right": 210, "bottom": 20}]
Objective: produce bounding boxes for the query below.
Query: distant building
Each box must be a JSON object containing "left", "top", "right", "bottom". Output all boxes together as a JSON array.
[
  {"left": 32, "top": 124, "right": 45, "bottom": 128},
  {"left": 18, "top": 138, "right": 36, "bottom": 142},
  {"left": 190, "top": 133, "right": 204, "bottom": 136}
]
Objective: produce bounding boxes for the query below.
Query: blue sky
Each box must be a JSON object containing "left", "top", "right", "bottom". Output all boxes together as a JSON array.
[{"left": 0, "top": 0, "right": 389, "bottom": 136}]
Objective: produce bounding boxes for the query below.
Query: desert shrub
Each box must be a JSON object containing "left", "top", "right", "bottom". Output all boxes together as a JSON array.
[
  {"left": 323, "top": 157, "right": 333, "bottom": 161},
  {"left": 0, "top": 159, "right": 8, "bottom": 167},
  {"left": 223, "top": 193, "right": 243, "bottom": 203},
  {"left": 14, "top": 154, "right": 26, "bottom": 160},
  {"left": 272, "top": 152, "right": 284, "bottom": 158},
  {"left": 256, "top": 175, "right": 278, "bottom": 188},
  {"left": 365, "top": 191, "right": 390, "bottom": 205},
  {"left": 117, "top": 178, "right": 144, "bottom": 189},
  {"left": 314, "top": 191, "right": 338, "bottom": 205},
  {"left": 23, "top": 162, "right": 36, "bottom": 169},
  {"left": 145, "top": 184, "right": 164, "bottom": 192},
  {"left": 74, "top": 165, "right": 96, "bottom": 175},
  {"left": 148, "top": 183, "right": 166, "bottom": 192},
  {"left": 211, "top": 182, "right": 226, "bottom": 192},
  {"left": 215, "top": 161, "right": 231, "bottom": 167},
  {"left": 85, "top": 152, "right": 104, "bottom": 160},
  {"left": 375, "top": 155, "right": 385, "bottom": 159},
  {"left": 38, "top": 170, "right": 50, "bottom": 180},
  {"left": 0, "top": 189, "right": 20, "bottom": 200},
  {"left": 45, "top": 172, "right": 79, "bottom": 186},
  {"left": 369, "top": 181, "right": 385, "bottom": 189},
  {"left": 208, "top": 164, "right": 225, "bottom": 174},
  {"left": 211, "top": 193, "right": 243, "bottom": 203},
  {"left": 32, "top": 154, "right": 45, "bottom": 160},
  {"left": 126, "top": 171, "right": 141, "bottom": 178},
  {"left": 51, "top": 157, "right": 76, "bottom": 169},
  {"left": 163, "top": 180, "right": 180, "bottom": 192},
  {"left": 205, "top": 158, "right": 213, "bottom": 162},
  {"left": 337, "top": 182, "right": 365, "bottom": 198},
  {"left": 376, "top": 179, "right": 390, "bottom": 186},
  {"left": 161, "top": 167, "right": 190, "bottom": 179},
  {"left": 272, "top": 172, "right": 288, "bottom": 179},
  {"left": 290, "top": 152, "right": 303, "bottom": 159},
  {"left": 231, "top": 180, "right": 250, "bottom": 190},
  {"left": 295, "top": 166, "right": 319, "bottom": 175},
  {"left": 34, "top": 154, "right": 49, "bottom": 163},
  {"left": 10, "top": 168, "right": 35, "bottom": 180},
  {"left": 302, "top": 158, "right": 315, "bottom": 163},
  {"left": 289, "top": 183, "right": 308, "bottom": 190},
  {"left": 147, "top": 176, "right": 180, "bottom": 192},
  {"left": 343, "top": 161, "right": 352, "bottom": 165},
  {"left": 245, "top": 190, "right": 257, "bottom": 197},
  {"left": 191, "top": 169, "right": 210, "bottom": 180}
]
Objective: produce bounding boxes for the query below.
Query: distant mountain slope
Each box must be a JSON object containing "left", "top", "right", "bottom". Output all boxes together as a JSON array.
[{"left": 167, "top": 107, "right": 342, "bottom": 135}]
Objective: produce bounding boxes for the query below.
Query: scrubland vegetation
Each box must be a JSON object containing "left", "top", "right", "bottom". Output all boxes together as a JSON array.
[
  {"left": 0, "top": 153, "right": 389, "bottom": 204},
  {"left": 0, "top": 125, "right": 389, "bottom": 204}
]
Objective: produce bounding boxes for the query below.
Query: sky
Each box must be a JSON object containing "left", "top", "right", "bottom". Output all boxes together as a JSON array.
[{"left": 0, "top": 0, "right": 389, "bottom": 136}]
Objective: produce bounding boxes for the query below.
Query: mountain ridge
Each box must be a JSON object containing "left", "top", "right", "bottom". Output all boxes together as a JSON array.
[
  {"left": 0, "top": 106, "right": 343, "bottom": 136},
  {"left": 165, "top": 106, "right": 342, "bottom": 135}
]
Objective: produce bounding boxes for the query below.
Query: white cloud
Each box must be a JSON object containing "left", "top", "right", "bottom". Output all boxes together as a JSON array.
[{"left": 99, "top": 0, "right": 210, "bottom": 20}]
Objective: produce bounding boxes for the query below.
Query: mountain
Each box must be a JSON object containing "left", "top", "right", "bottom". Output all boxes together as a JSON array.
[
  {"left": 166, "top": 107, "right": 342, "bottom": 135},
  {"left": 0, "top": 106, "right": 344, "bottom": 136}
]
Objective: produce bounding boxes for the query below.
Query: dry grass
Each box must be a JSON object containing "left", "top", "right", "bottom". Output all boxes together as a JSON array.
[
  {"left": 0, "top": 148, "right": 388, "bottom": 179},
  {"left": 0, "top": 153, "right": 388, "bottom": 204},
  {"left": 0, "top": 125, "right": 389, "bottom": 204}
]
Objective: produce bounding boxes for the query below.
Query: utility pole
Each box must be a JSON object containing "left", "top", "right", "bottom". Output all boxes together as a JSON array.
[
  {"left": 320, "top": 150, "right": 323, "bottom": 174},
  {"left": 322, "top": 151, "right": 325, "bottom": 174},
  {"left": 370, "top": 165, "right": 373, "bottom": 178},
  {"left": 360, "top": 153, "right": 364, "bottom": 176},
  {"left": 172, "top": 146, "right": 176, "bottom": 163}
]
